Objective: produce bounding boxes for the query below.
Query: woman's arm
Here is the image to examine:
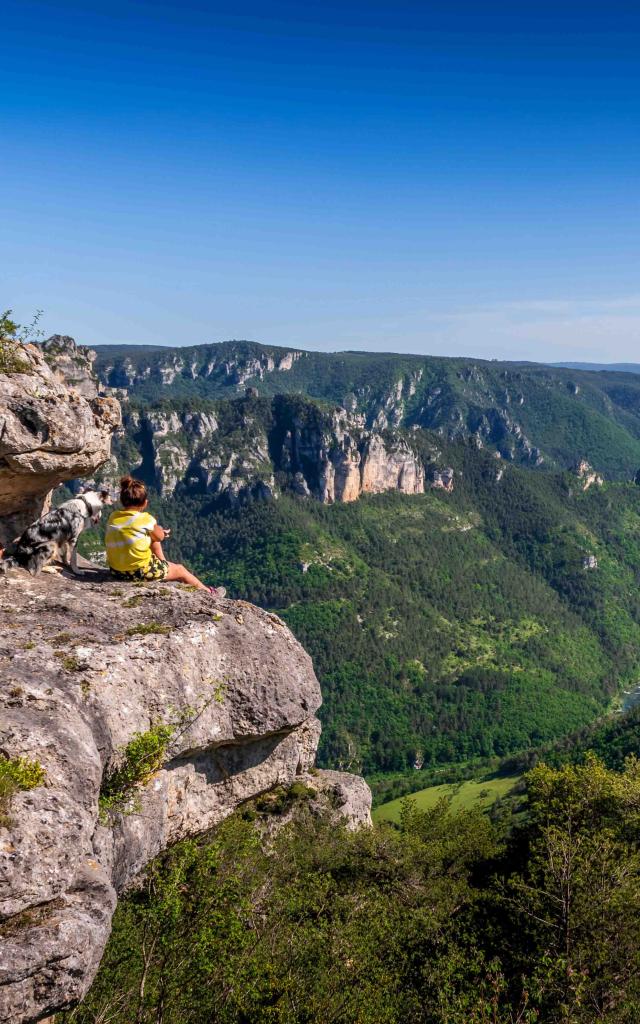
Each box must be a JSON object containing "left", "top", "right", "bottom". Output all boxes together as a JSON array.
[{"left": 150, "top": 524, "right": 169, "bottom": 541}]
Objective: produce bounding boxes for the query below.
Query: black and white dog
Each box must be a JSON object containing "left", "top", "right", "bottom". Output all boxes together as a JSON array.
[{"left": 0, "top": 489, "right": 112, "bottom": 576}]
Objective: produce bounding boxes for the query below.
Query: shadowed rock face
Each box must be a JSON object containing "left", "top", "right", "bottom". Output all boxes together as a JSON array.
[
  {"left": 0, "top": 572, "right": 371, "bottom": 1023},
  {"left": 0, "top": 342, "right": 120, "bottom": 546}
]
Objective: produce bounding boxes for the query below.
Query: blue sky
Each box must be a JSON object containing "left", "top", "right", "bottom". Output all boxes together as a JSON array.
[{"left": 3, "top": 0, "right": 640, "bottom": 360}]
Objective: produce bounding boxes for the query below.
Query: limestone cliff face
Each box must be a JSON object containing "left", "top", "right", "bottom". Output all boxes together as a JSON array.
[
  {"left": 0, "top": 340, "right": 120, "bottom": 546},
  {"left": 312, "top": 429, "right": 425, "bottom": 504},
  {"left": 0, "top": 573, "right": 371, "bottom": 1023},
  {"left": 360, "top": 433, "right": 424, "bottom": 498},
  {"left": 98, "top": 342, "right": 302, "bottom": 391},
  {"left": 112, "top": 398, "right": 429, "bottom": 506},
  {"left": 116, "top": 404, "right": 276, "bottom": 503}
]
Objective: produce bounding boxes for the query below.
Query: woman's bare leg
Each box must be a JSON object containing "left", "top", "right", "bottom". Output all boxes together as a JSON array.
[
  {"left": 151, "top": 540, "right": 221, "bottom": 594},
  {"left": 165, "top": 561, "right": 209, "bottom": 590}
]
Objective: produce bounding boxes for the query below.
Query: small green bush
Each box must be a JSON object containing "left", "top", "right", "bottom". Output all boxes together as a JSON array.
[
  {"left": 288, "top": 781, "right": 316, "bottom": 801},
  {"left": 254, "top": 782, "right": 316, "bottom": 816},
  {"left": 54, "top": 652, "right": 82, "bottom": 672},
  {"left": 100, "top": 724, "right": 174, "bottom": 817},
  {"left": 0, "top": 756, "right": 46, "bottom": 827},
  {"left": 126, "top": 622, "right": 171, "bottom": 637},
  {"left": 0, "top": 310, "right": 31, "bottom": 374}
]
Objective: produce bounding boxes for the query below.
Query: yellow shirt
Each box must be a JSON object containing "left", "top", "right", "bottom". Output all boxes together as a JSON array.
[{"left": 105, "top": 509, "right": 157, "bottom": 573}]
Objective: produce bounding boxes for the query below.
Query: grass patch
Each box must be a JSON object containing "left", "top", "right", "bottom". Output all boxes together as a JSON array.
[
  {"left": 54, "top": 652, "right": 82, "bottom": 672},
  {"left": 0, "top": 756, "right": 46, "bottom": 827},
  {"left": 372, "top": 772, "right": 520, "bottom": 825},
  {"left": 122, "top": 595, "right": 144, "bottom": 608},
  {"left": 126, "top": 622, "right": 171, "bottom": 637},
  {"left": 50, "top": 632, "right": 73, "bottom": 647}
]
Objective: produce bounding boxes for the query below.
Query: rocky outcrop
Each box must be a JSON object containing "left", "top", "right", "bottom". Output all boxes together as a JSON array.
[
  {"left": 429, "top": 467, "right": 455, "bottom": 493},
  {"left": 0, "top": 342, "right": 120, "bottom": 546},
  {"left": 0, "top": 571, "right": 371, "bottom": 1023},
  {"left": 574, "top": 459, "right": 604, "bottom": 490},
  {"left": 40, "top": 335, "right": 99, "bottom": 400}
]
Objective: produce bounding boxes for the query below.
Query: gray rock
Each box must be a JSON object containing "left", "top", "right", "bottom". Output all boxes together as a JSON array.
[
  {"left": 0, "top": 344, "right": 120, "bottom": 546},
  {"left": 0, "top": 572, "right": 371, "bottom": 1022},
  {"left": 40, "top": 335, "right": 99, "bottom": 400}
]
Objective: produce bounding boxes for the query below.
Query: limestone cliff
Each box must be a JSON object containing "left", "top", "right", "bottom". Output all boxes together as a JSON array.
[
  {"left": 97, "top": 340, "right": 302, "bottom": 391},
  {"left": 109, "top": 396, "right": 434, "bottom": 506},
  {"left": 0, "top": 340, "right": 120, "bottom": 546},
  {"left": 0, "top": 572, "right": 371, "bottom": 1024}
]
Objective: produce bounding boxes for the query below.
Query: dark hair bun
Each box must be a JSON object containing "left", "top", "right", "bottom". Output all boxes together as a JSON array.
[{"left": 119, "top": 475, "right": 148, "bottom": 507}]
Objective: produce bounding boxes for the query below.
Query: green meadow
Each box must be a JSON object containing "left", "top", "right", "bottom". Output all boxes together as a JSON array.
[{"left": 373, "top": 772, "right": 520, "bottom": 824}]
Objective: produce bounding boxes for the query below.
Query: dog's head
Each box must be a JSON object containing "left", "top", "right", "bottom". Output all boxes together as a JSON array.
[{"left": 80, "top": 488, "right": 114, "bottom": 523}]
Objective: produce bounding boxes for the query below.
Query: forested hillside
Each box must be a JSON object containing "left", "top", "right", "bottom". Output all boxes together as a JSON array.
[
  {"left": 63, "top": 752, "right": 640, "bottom": 1024},
  {"left": 124, "top": 442, "right": 640, "bottom": 777},
  {"left": 75, "top": 340, "right": 640, "bottom": 782}
]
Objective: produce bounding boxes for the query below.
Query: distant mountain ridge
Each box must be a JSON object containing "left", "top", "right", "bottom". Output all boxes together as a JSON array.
[
  {"left": 94, "top": 339, "right": 640, "bottom": 479},
  {"left": 552, "top": 361, "right": 640, "bottom": 374}
]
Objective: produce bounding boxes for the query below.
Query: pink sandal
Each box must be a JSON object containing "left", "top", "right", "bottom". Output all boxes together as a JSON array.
[{"left": 206, "top": 586, "right": 226, "bottom": 600}]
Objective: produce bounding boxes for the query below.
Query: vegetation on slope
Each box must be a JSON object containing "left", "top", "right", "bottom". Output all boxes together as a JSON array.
[
  {"left": 373, "top": 771, "right": 520, "bottom": 824},
  {"left": 140, "top": 443, "right": 640, "bottom": 779},
  {"left": 64, "top": 754, "right": 640, "bottom": 1024}
]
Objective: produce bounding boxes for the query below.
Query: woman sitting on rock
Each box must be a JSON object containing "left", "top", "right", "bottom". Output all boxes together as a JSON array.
[{"left": 105, "top": 475, "right": 225, "bottom": 598}]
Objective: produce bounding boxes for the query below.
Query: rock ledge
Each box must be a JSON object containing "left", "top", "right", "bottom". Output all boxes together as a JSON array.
[{"left": 0, "top": 571, "right": 371, "bottom": 1023}]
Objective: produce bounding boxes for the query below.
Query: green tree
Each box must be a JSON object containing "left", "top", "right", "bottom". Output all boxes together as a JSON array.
[{"left": 503, "top": 756, "right": 640, "bottom": 1022}]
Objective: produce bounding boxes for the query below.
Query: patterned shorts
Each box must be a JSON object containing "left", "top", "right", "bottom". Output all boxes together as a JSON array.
[{"left": 109, "top": 555, "right": 170, "bottom": 582}]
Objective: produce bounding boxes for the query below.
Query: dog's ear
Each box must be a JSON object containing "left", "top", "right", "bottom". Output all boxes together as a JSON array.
[{"left": 99, "top": 489, "right": 113, "bottom": 505}]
